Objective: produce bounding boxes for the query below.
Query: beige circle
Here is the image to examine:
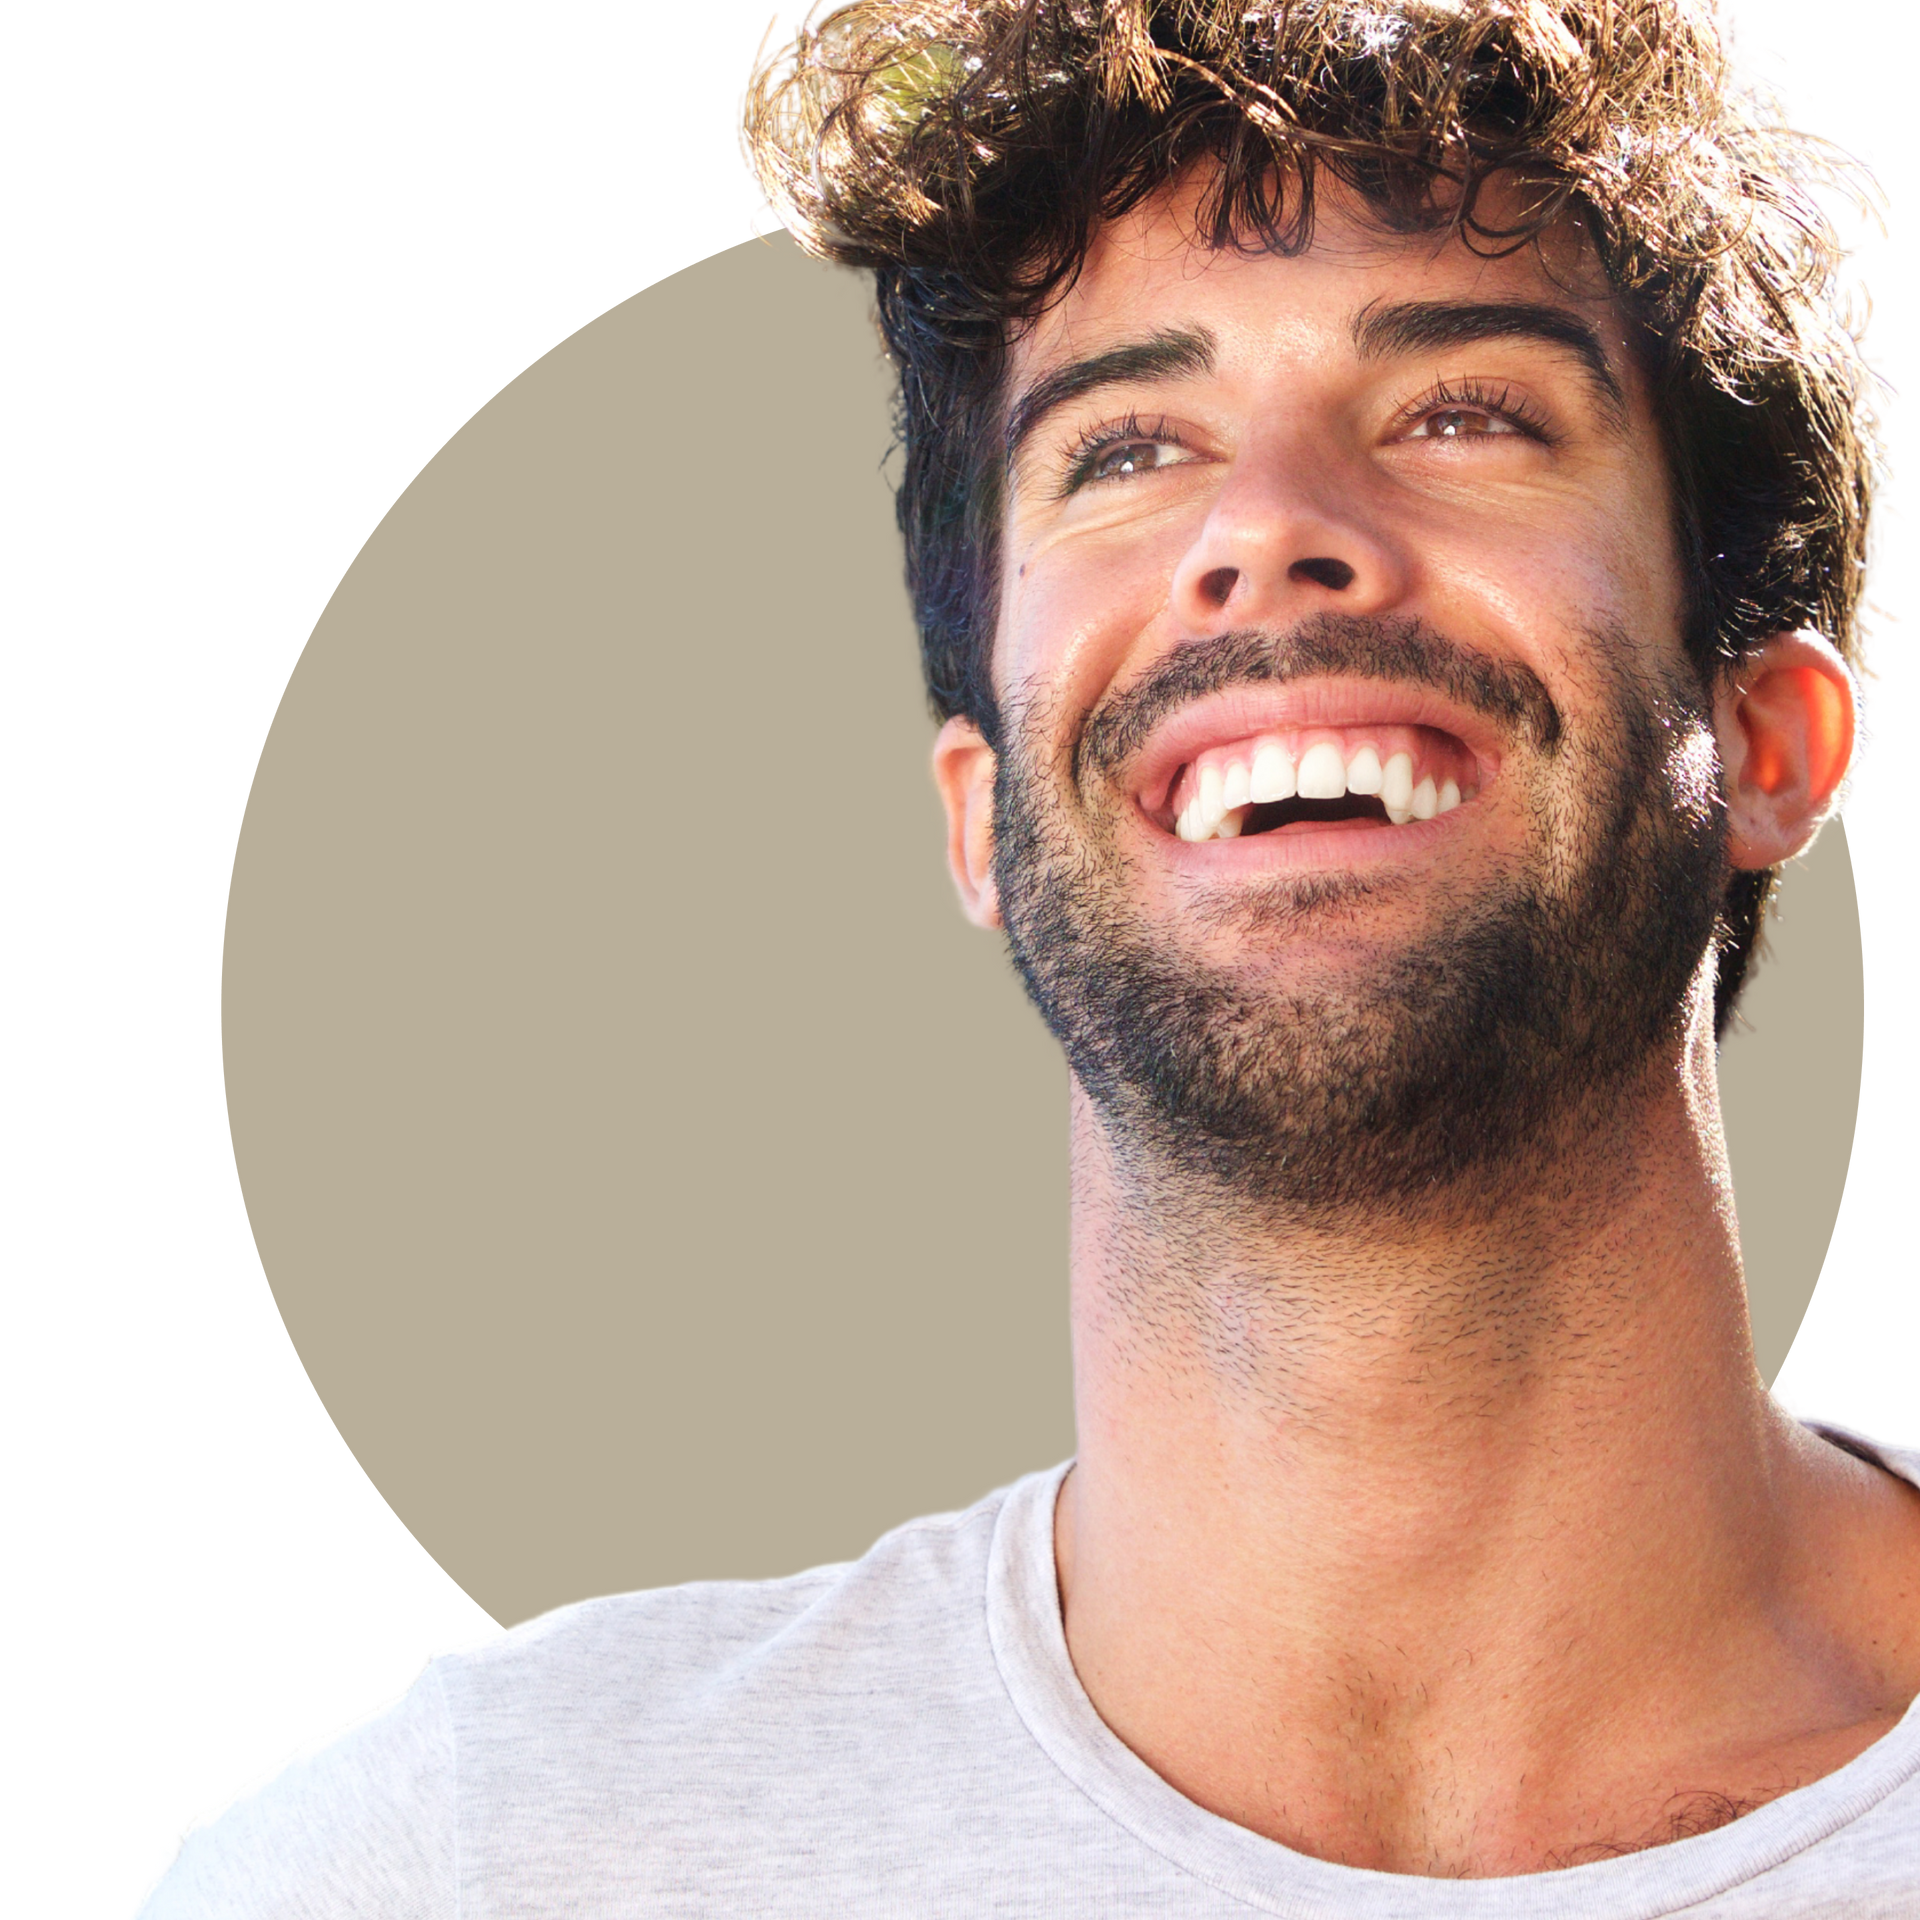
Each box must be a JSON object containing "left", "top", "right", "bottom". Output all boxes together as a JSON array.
[{"left": 224, "top": 235, "right": 1862, "bottom": 1628}]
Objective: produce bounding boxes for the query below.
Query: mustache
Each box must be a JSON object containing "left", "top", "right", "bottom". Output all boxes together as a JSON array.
[{"left": 1072, "top": 615, "right": 1564, "bottom": 784}]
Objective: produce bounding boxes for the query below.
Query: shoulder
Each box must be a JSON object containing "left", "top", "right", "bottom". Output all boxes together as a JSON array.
[
  {"left": 138, "top": 1667, "right": 457, "bottom": 1919},
  {"left": 1795, "top": 1424, "right": 1920, "bottom": 1702},
  {"left": 450, "top": 1485, "right": 1004, "bottom": 1703},
  {"left": 1804, "top": 1424, "right": 1920, "bottom": 1488},
  {"left": 138, "top": 1479, "right": 1041, "bottom": 1917}
]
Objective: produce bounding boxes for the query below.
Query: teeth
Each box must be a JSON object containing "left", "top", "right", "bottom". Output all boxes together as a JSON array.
[
  {"left": 1249, "top": 742, "right": 1295, "bottom": 804},
  {"left": 1381, "top": 751, "right": 1414, "bottom": 817},
  {"left": 1175, "top": 739, "right": 1472, "bottom": 842},
  {"left": 1345, "top": 745, "right": 1383, "bottom": 795},
  {"left": 1297, "top": 741, "right": 1347, "bottom": 800},
  {"left": 1197, "top": 763, "right": 1225, "bottom": 836}
]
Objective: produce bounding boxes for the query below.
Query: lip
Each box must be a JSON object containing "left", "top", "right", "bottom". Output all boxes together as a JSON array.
[{"left": 1124, "top": 678, "right": 1510, "bottom": 823}]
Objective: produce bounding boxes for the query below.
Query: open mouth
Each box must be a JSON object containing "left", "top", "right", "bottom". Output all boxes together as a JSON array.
[
  {"left": 1162, "top": 724, "right": 1480, "bottom": 843},
  {"left": 1227, "top": 793, "right": 1400, "bottom": 835}
]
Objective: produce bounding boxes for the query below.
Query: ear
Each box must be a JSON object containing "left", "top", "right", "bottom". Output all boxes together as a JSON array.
[
  {"left": 1714, "top": 629, "right": 1856, "bottom": 870},
  {"left": 931, "top": 716, "right": 1003, "bottom": 928}
]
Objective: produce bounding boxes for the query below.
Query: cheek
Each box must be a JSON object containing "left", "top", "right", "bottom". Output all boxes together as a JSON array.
[
  {"left": 1618, "top": 514, "right": 1691, "bottom": 650},
  {"left": 1434, "top": 504, "right": 1574, "bottom": 604},
  {"left": 994, "top": 513, "right": 1194, "bottom": 723},
  {"left": 1423, "top": 496, "right": 1686, "bottom": 687}
]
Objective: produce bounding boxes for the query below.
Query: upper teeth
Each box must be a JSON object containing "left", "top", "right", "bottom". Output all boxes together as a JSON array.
[{"left": 1174, "top": 741, "right": 1470, "bottom": 842}]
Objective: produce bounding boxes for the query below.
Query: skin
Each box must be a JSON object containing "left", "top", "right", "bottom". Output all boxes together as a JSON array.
[{"left": 930, "top": 175, "right": 1915, "bottom": 1878}]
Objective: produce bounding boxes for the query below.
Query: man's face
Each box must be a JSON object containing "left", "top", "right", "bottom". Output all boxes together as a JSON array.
[{"left": 971, "top": 178, "right": 1728, "bottom": 1212}]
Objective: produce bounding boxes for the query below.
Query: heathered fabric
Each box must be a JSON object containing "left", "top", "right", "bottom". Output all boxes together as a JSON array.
[{"left": 142, "top": 1439, "right": 1920, "bottom": 1919}]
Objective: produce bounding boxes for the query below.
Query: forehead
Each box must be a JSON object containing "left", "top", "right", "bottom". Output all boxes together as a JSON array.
[{"left": 1009, "top": 173, "right": 1630, "bottom": 387}]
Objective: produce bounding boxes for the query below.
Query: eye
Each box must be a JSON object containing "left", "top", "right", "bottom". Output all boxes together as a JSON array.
[
  {"left": 1392, "top": 380, "right": 1553, "bottom": 448},
  {"left": 1412, "top": 405, "right": 1523, "bottom": 441},
  {"left": 1090, "top": 437, "right": 1188, "bottom": 481},
  {"left": 1059, "top": 414, "right": 1200, "bottom": 496}
]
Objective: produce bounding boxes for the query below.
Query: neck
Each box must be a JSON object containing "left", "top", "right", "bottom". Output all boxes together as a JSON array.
[
  {"left": 1055, "top": 1016, "right": 1906, "bottom": 1874},
  {"left": 1067, "top": 1004, "right": 1759, "bottom": 1467}
]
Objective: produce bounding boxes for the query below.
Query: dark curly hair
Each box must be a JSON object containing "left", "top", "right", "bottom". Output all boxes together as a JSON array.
[{"left": 745, "top": 0, "right": 1873, "bottom": 1025}]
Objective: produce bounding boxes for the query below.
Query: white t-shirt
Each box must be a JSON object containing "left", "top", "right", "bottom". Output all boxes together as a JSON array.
[{"left": 143, "top": 1442, "right": 1920, "bottom": 1919}]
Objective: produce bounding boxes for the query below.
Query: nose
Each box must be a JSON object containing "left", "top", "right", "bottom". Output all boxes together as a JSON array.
[{"left": 1168, "top": 440, "right": 1408, "bottom": 632}]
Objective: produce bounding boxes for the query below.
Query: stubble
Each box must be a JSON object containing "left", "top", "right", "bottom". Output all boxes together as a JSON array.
[{"left": 991, "top": 614, "right": 1728, "bottom": 1227}]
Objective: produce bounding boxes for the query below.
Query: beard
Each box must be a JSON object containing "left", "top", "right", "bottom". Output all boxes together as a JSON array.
[{"left": 991, "top": 615, "right": 1728, "bottom": 1220}]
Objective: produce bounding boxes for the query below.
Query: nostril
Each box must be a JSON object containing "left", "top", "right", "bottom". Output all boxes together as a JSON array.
[
  {"left": 1197, "top": 565, "right": 1238, "bottom": 609},
  {"left": 1291, "top": 556, "right": 1356, "bottom": 592}
]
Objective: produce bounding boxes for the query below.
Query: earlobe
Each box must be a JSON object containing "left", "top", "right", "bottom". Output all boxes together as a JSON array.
[
  {"left": 931, "top": 716, "right": 1004, "bottom": 929},
  {"left": 1716, "top": 629, "right": 1856, "bottom": 871}
]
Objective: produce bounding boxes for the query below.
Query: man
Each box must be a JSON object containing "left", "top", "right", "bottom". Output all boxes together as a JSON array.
[{"left": 146, "top": 1, "right": 1920, "bottom": 1913}]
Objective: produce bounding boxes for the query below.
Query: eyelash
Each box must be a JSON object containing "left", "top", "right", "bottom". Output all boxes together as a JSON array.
[
  {"left": 1395, "top": 377, "right": 1556, "bottom": 446},
  {"left": 1059, "top": 411, "right": 1189, "bottom": 497},
  {"left": 1058, "top": 379, "right": 1557, "bottom": 496}
]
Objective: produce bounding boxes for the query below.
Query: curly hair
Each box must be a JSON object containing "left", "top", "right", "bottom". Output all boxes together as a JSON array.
[{"left": 745, "top": 0, "right": 1873, "bottom": 1025}]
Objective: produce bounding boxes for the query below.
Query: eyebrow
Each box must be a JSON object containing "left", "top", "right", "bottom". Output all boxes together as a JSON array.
[
  {"left": 1351, "top": 298, "right": 1627, "bottom": 416},
  {"left": 1004, "top": 327, "right": 1217, "bottom": 466}
]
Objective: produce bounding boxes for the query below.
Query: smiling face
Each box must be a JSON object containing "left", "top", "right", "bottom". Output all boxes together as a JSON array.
[{"left": 939, "top": 177, "right": 1736, "bottom": 1213}]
